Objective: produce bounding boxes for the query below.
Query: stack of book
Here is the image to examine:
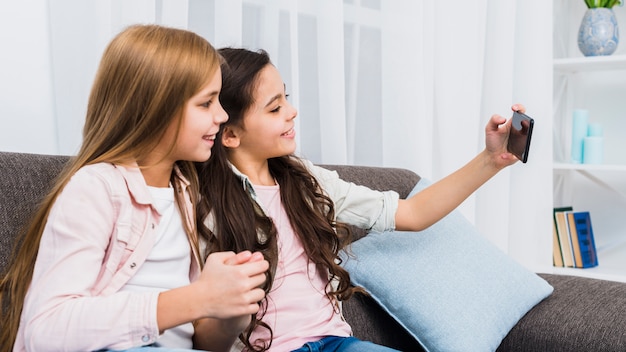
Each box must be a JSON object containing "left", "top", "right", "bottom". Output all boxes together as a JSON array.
[{"left": 553, "top": 207, "right": 599, "bottom": 268}]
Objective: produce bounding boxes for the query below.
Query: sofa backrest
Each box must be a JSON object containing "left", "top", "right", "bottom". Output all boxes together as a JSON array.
[
  {"left": 0, "top": 152, "right": 420, "bottom": 274},
  {"left": 0, "top": 152, "right": 70, "bottom": 271},
  {"left": 320, "top": 164, "right": 420, "bottom": 198}
]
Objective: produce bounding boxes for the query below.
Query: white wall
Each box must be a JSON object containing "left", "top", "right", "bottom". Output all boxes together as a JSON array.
[
  {"left": 0, "top": 1, "right": 180, "bottom": 155},
  {"left": 0, "top": 0, "right": 59, "bottom": 154}
]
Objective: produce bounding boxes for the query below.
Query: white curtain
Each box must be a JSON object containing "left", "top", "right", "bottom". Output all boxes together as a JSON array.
[{"left": 0, "top": 0, "right": 553, "bottom": 267}]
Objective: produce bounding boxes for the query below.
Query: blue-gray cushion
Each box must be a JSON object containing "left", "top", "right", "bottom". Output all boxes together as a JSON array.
[{"left": 341, "top": 179, "right": 553, "bottom": 352}]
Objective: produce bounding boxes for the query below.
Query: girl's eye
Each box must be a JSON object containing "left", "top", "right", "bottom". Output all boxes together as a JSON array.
[
  {"left": 270, "top": 94, "right": 289, "bottom": 113},
  {"left": 201, "top": 101, "right": 211, "bottom": 108}
]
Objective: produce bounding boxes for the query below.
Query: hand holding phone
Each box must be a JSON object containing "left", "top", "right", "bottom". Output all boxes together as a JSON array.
[{"left": 507, "top": 111, "right": 534, "bottom": 163}]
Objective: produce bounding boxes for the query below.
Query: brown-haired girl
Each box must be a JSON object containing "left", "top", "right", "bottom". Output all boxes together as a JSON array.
[
  {"left": 0, "top": 25, "right": 269, "bottom": 352},
  {"left": 196, "top": 48, "right": 522, "bottom": 352}
]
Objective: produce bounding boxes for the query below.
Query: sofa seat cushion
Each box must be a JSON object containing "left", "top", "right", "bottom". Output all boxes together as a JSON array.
[{"left": 497, "top": 273, "right": 626, "bottom": 352}]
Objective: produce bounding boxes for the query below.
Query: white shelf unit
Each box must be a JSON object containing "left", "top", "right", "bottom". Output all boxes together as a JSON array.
[
  {"left": 554, "top": 55, "right": 626, "bottom": 73},
  {"left": 552, "top": 0, "right": 626, "bottom": 282}
]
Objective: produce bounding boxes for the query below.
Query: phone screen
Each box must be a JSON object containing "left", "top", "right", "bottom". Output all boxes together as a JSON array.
[{"left": 507, "top": 111, "right": 534, "bottom": 163}]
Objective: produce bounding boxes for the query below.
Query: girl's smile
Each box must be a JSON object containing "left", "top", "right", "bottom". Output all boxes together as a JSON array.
[
  {"left": 203, "top": 133, "right": 217, "bottom": 146},
  {"left": 281, "top": 127, "right": 296, "bottom": 138}
]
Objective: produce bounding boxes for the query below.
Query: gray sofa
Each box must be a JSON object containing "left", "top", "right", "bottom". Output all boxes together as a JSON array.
[{"left": 2, "top": 151, "right": 626, "bottom": 351}]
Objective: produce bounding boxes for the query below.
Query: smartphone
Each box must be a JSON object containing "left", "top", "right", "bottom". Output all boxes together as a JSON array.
[{"left": 507, "top": 111, "right": 534, "bottom": 163}]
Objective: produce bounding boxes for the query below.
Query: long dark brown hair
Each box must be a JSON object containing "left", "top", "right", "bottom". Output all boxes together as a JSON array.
[{"left": 196, "top": 48, "right": 361, "bottom": 352}]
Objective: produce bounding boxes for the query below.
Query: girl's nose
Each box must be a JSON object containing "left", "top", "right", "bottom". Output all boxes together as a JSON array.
[
  {"left": 216, "top": 103, "right": 229, "bottom": 123},
  {"left": 287, "top": 102, "right": 297, "bottom": 121}
]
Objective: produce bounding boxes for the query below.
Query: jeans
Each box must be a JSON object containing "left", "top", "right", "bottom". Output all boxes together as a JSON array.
[
  {"left": 290, "top": 336, "right": 400, "bottom": 352},
  {"left": 103, "top": 345, "right": 202, "bottom": 352}
]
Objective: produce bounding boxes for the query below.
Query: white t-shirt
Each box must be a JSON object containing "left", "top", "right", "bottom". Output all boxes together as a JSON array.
[{"left": 120, "top": 185, "right": 193, "bottom": 348}]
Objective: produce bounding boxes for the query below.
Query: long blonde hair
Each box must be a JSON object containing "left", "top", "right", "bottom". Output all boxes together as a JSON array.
[{"left": 0, "top": 24, "right": 220, "bottom": 350}]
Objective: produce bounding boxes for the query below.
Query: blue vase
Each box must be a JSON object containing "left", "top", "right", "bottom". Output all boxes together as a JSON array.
[{"left": 578, "top": 8, "right": 619, "bottom": 56}]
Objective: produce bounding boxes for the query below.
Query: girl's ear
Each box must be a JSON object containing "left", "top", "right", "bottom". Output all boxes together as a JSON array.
[{"left": 222, "top": 126, "right": 241, "bottom": 148}]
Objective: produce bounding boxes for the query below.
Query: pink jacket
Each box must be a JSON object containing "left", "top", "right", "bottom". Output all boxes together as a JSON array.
[{"left": 14, "top": 162, "right": 201, "bottom": 352}]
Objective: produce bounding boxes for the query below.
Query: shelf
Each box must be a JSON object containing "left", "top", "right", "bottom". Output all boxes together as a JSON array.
[
  {"left": 549, "top": 266, "right": 626, "bottom": 283},
  {"left": 544, "top": 239, "right": 626, "bottom": 283},
  {"left": 554, "top": 55, "right": 626, "bottom": 73},
  {"left": 554, "top": 163, "right": 626, "bottom": 202},
  {"left": 553, "top": 163, "right": 626, "bottom": 172}
]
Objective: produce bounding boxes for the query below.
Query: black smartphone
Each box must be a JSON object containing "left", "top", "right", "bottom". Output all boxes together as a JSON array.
[{"left": 507, "top": 111, "right": 534, "bottom": 163}]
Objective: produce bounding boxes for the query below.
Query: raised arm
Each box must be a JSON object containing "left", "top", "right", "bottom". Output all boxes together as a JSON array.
[{"left": 394, "top": 104, "right": 524, "bottom": 231}]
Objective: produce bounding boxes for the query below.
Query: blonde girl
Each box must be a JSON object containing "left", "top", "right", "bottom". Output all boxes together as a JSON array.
[
  {"left": 196, "top": 48, "right": 522, "bottom": 351},
  {"left": 0, "top": 25, "right": 268, "bottom": 352}
]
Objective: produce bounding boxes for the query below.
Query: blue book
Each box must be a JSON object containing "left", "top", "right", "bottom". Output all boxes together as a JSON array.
[{"left": 568, "top": 211, "right": 598, "bottom": 268}]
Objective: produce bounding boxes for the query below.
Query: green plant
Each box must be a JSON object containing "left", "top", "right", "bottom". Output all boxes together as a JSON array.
[{"left": 585, "top": 0, "right": 622, "bottom": 8}]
